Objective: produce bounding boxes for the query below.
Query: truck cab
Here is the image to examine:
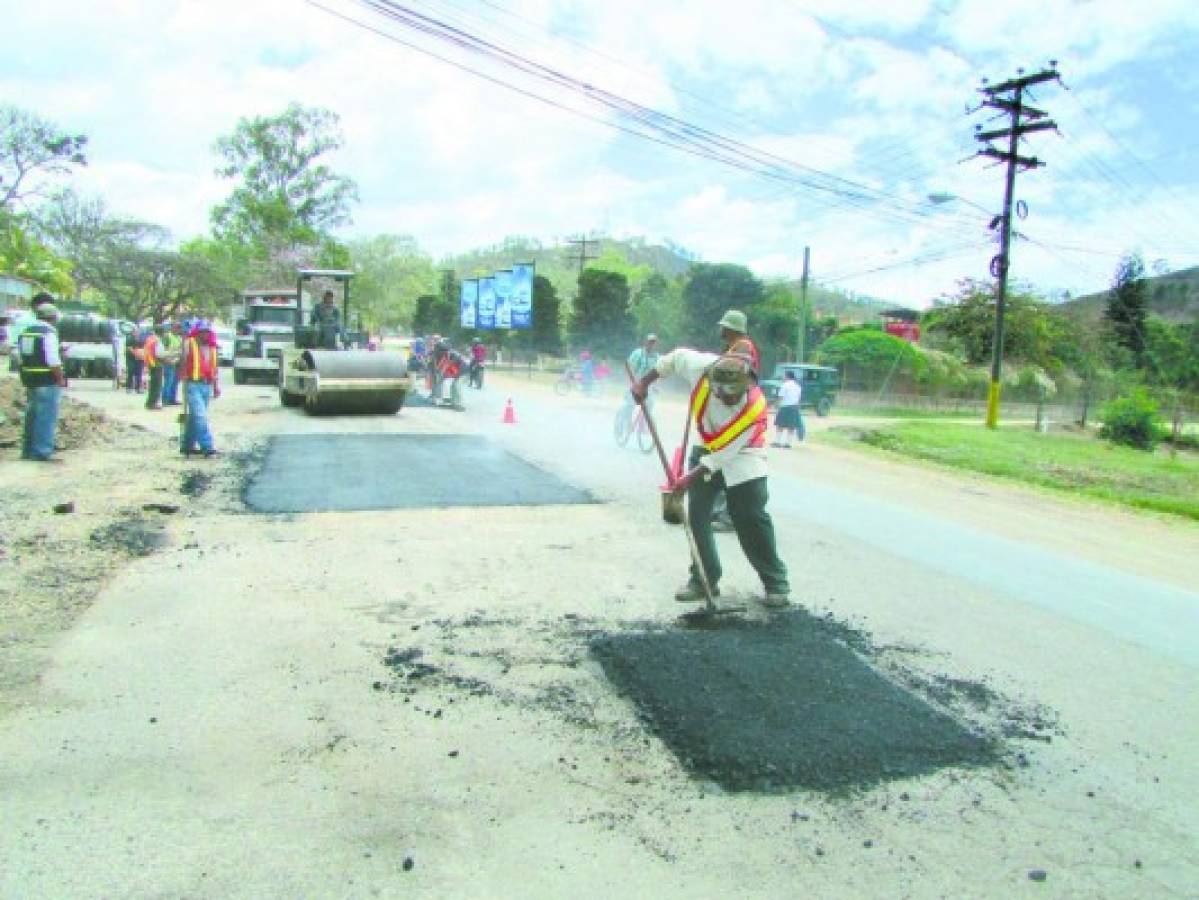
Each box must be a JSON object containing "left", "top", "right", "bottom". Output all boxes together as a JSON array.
[
  {"left": 232, "top": 290, "right": 300, "bottom": 384},
  {"left": 759, "top": 363, "right": 841, "bottom": 416}
]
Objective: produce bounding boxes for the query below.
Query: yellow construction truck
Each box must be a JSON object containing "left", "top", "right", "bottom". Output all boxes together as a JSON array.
[{"left": 277, "top": 269, "right": 411, "bottom": 415}]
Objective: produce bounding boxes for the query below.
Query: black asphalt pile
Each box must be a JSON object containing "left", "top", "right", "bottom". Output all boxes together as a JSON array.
[{"left": 591, "top": 608, "right": 999, "bottom": 794}]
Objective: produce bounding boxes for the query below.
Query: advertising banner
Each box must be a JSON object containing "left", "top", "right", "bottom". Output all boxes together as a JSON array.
[
  {"left": 493, "top": 269, "right": 512, "bottom": 330},
  {"left": 510, "top": 262, "right": 534, "bottom": 329},
  {"left": 477, "top": 277, "right": 496, "bottom": 330},
  {"left": 459, "top": 279, "right": 478, "bottom": 330}
]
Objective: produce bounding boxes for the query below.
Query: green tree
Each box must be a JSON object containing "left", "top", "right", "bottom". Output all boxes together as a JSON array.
[
  {"left": 922, "top": 278, "right": 1066, "bottom": 369},
  {"left": 412, "top": 294, "right": 439, "bottom": 336},
  {"left": 570, "top": 268, "right": 634, "bottom": 359},
  {"left": 1105, "top": 253, "right": 1149, "bottom": 364},
  {"left": 631, "top": 272, "right": 682, "bottom": 348},
  {"left": 348, "top": 234, "right": 435, "bottom": 331},
  {"left": 680, "top": 263, "right": 764, "bottom": 348},
  {"left": 528, "top": 274, "right": 562, "bottom": 355},
  {"left": 754, "top": 283, "right": 800, "bottom": 374},
  {"left": 814, "top": 329, "right": 922, "bottom": 391},
  {"left": 0, "top": 208, "right": 75, "bottom": 294},
  {"left": 1, "top": 107, "right": 87, "bottom": 208},
  {"left": 211, "top": 104, "right": 358, "bottom": 249}
]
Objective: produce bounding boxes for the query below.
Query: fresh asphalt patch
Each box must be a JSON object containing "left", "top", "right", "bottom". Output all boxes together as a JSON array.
[
  {"left": 242, "top": 434, "right": 595, "bottom": 513},
  {"left": 591, "top": 608, "right": 1001, "bottom": 793},
  {"left": 373, "top": 608, "right": 1050, "bottom": 798}
]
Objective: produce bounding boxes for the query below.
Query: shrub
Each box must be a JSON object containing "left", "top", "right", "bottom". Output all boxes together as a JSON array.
[{"left": 1099, "top": 389, "right": 1163, "bottom": 450}]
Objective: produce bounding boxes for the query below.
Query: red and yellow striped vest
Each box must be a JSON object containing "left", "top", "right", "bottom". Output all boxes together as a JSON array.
[{"left": 689, "top": 377, "right": 768, "bottom": 451}]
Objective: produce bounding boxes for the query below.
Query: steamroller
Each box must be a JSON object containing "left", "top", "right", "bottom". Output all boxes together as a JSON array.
[{"left": 277, "top": 268, "right": 411, "bottom": 415}]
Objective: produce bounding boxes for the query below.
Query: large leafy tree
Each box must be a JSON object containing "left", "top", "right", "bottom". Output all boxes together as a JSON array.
[
  {"left": 922, "top": 278, "right": 1068, "bottom": 370},
  {"left": 631, "top": 272, "right": 682, "bottom": 348},
  {"left": 348, "top": 234, "right": 435, "bottom": 331},
  {"left": 211, "top": 104, "right": 358, "bottom": 250},
  {"left": 528, "top": 274, "right": 562, "bottom": 354},
  {"left": 0, "top": 208, "right": 75, "bottom": 294},
  {"left": 1105, "top": 253, "right": 1149, "bottom": 364},
  {"left": 570, "top": 268, "right": 634, "bottom": 359},
  {"left": 680, "top": 262, "right": 764, "bottom": 349},
  {"left": 1, "top": 106, "right": 87, "bottom": 209},
  {"left": 814, "top": 328, "right": 923, "bottom": 391}
]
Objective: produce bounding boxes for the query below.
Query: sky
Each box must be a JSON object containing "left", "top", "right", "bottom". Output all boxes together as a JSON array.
[{"left": 6, "top": 0, "right": 1199, "bottom": 307}]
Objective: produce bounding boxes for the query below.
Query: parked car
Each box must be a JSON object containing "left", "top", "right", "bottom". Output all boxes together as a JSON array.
[
  {"left": 759, "top": 363, "right": 841, "bottom": 416},
  {"left": 214, "top": 327, "right": 235, "bottom": 367}
]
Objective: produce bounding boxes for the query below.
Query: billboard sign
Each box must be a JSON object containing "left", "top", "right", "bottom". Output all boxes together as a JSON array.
[
  {"left": 493, "top": 269, "right": 512, "bottom": 330},
  {"left": 477, "top": 277, "right": 496, "bottom": 330},
  {"left": 459, "top": 279, "right": 477, "bottom": 330},
  {"left": 510, "top": 262, "right": 534, "bottom": 329}
]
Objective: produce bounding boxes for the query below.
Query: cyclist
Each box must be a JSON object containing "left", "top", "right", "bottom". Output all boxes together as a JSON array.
[{"left": 620, "top": 333, "right": 660, "bottom": 418}]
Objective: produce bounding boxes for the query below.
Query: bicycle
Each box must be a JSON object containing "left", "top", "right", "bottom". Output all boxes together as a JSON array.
[
  {"left": 554, "top": 366, "right": 606, "bottom": 396},
  {"left": 614, "top": 401, "right": 655, "bottom": 454}
]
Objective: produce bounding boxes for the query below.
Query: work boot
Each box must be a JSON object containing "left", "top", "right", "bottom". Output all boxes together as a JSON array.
[
  {"left": 675, "top": 581, "right": 719, "bottom": 603},
  {"left": 761, "top": 591, "right": 791, "bottom": 609}
]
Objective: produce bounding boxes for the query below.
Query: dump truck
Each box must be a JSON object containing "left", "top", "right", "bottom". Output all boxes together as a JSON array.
[
  {"left": 232, "top": 289, "right": 300, "bottom": 385},
  {"left": 277, "top": 269, "right": 411, "bottom": 415}
]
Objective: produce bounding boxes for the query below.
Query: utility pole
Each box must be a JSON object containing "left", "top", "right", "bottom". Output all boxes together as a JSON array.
[
  {"left": 796, "top": 245, "right": 810, "bottom": 363},
  {"left": 567, "top": 236, "right": 598, "bottom": 276},
  {"left": 974, "top": 64, "right": 1059, "bottom": 428}
]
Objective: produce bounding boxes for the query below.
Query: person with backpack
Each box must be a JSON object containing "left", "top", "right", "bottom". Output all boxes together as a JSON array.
[{"left": 18, "top": 300, "right": 66, "bottom": 463}]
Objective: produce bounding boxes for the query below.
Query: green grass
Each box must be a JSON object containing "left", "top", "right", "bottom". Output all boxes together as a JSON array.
[
  {"left": 834, "top": 405, "right": 979, "bottom": 420},
  {"left": 819, "top": 422, "right": 1199, "bottom": 521}
]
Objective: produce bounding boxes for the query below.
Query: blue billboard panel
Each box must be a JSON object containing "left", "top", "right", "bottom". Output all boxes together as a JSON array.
[
  {"left": 510, "top": 262, "right": 534, "bottom": 329},
  {"left": 494, "top": 269, "right": 512, "bottom": 330},
  {"left": 460, "top": 280, "right": 478, "bottom": 329},
  {"left": 477, "top": 277, "right": 496, "bottom": 330}
]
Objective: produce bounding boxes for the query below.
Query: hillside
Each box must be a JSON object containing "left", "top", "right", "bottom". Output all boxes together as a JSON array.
[
  {"left": 1060, "top": 265, "right": 1199, "bottom": 324},
  {"left": 442, "top": 235, "right": 902, "bottom": 323}
]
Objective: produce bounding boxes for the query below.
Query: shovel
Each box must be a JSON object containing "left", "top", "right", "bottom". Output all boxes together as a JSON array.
[{"left": 624, "top": 362, "right": 745, "bottom": 622}]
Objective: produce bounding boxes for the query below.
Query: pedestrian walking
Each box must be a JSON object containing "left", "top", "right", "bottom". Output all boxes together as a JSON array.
[
  {"left": 18, "top": 300, "right": 66, "bottom": 463},
  {"left": 632, "top": 351, "right": 791, "bottom": 609},
  {"left": 772, "top": 370, "right": 804, "bottom": 447},
  {"left": 178, "top": 320, "right": 221, "bottom": 458}
]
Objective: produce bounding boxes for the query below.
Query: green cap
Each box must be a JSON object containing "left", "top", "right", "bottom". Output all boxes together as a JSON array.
[{"left": 717, "top": 309, "right": 747, "bottom": 333}]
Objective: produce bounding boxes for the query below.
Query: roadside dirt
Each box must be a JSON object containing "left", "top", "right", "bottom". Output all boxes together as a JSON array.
[{"left": 0, "top": 376, "right": 238, "bottom": 713}]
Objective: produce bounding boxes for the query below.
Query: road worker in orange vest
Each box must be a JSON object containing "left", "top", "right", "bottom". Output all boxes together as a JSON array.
[
  {"left": 178, "top": 320, "right": 221, "bottom": 458},
  {"left": 142, "top": 324, "right": 166, "bottom": 410},
  {"left": 631, "top": 350, "right": 791, "bottom": 609}
]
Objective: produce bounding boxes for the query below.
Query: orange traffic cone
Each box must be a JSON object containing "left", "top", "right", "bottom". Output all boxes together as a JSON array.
[{"left": 502, "top": 398, "right": 517, "bottom": 424}]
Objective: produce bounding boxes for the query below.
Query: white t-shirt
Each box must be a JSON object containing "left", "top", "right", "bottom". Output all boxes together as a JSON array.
[{"left": 778, "top": 379, "right": 802, "bottom": 407}]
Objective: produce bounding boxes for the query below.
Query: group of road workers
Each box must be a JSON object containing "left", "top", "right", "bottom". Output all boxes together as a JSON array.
[
  {"left": 16, "top": 292, "right": 791, "bottom": 610},
  {"left": 15, "top": 292, "right": 223, "bottom": 462}
]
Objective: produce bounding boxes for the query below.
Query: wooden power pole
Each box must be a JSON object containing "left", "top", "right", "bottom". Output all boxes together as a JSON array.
[
  {"left": 974, "top": 65, "right": 1059, "bottom": 428},
  {"left": 797, "top": 245, "right": 810, "bottom": 363}
]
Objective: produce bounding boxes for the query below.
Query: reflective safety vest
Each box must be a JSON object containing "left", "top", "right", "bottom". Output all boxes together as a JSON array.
[
  {"left": 143, "top": 333, "right": 161, "bottom": 368},
  {"left": 689, "top": 377, "right": 768, "bottom": 452},
  {"left": 437, "top": 352, "right": 461, "bottom": 378},
  {"left": 182, "top": 337, "right": 218, "bottom": 382},
  {"left": 18, "top": 322, "right": 57, "bottom": 388}
]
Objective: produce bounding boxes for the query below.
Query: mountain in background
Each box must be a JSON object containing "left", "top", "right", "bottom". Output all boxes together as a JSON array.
[
  {"left": 442, "top": 235, "right": 905, "bottom": 322},
  {"left": 1059, "top": 265, "right": 1199, "bottom": 324}
]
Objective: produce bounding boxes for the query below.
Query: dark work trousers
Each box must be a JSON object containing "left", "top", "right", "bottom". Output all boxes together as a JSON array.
[
  {"left": 686, "top": 469, "right": 790, "bottom": 596},
  {"left": 145, "top": 365, "right": 163, "bottom": 408}
]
